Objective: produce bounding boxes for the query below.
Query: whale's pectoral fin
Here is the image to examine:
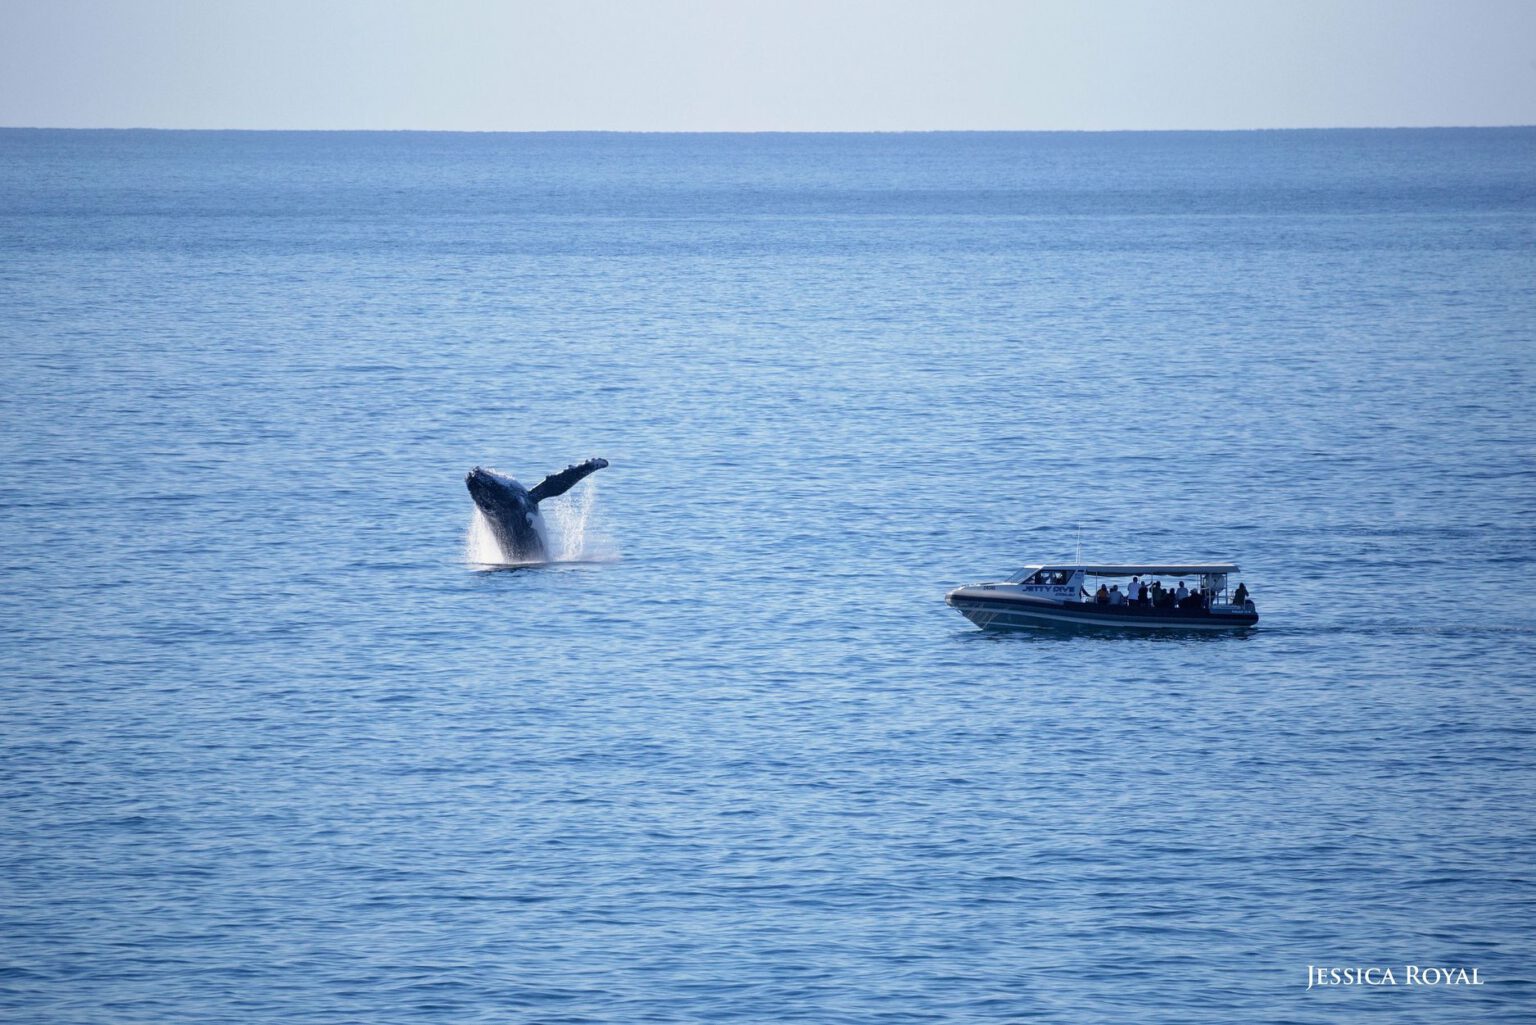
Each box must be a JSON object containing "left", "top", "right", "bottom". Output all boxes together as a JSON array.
[{"left": 528, "top": 458, "right": 609, "bottom": 503}]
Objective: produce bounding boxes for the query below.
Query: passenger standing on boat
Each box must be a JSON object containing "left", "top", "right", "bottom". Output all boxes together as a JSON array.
[
  {"left": 1128, "top": 576, "right": 1142, "bottom": 606},
  {"left": 1149, "top": 580, "right": 1163, "bottom": 606},
  {"left": 1175, "top": 581, "right": 1189, "bottom": 602},
  {"left": 1233, "top": 582, "right": 1249, "bottom": 606}
]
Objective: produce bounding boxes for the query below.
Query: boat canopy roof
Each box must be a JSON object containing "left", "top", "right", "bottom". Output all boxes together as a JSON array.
[{"left": 1025, "top": 563, "right": 1240, "bottom": 577}]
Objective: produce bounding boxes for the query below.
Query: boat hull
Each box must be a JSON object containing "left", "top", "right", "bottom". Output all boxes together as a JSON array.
[{"left": 946, "top": 588, "right": 1258, "bottom": 632}]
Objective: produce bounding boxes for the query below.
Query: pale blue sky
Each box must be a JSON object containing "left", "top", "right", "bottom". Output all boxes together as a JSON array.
[{"left": 2, "top": 0, "right": 1533, "bottom": 130}]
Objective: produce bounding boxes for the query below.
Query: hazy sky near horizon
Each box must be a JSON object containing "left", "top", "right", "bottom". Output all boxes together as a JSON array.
[{"left": 3, "top": 0, "right": 1534, "bottom": 131}]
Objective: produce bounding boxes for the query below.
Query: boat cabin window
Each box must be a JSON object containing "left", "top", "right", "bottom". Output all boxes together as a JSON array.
[{"left": 1024, "top": 570, "right": 1073, "bottom": 585}]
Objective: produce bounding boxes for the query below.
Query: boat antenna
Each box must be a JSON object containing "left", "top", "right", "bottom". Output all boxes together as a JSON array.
[{"left": 1075, "top": 524, "right": 1083, "bottom": 564}]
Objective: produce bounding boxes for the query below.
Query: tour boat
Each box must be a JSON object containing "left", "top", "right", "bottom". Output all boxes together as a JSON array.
[{"left": 945, "top": 563, "right": 1258, "bottom": 632}]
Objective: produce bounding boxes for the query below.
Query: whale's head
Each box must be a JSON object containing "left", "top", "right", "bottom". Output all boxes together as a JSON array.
[{"left": 465, "top": 466, "right": 531, "bottom": 515}]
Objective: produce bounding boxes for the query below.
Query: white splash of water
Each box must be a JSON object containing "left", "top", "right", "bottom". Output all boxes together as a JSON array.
[
  {"left": 542, "top": 478, "right": 618, "bottom": 562},
  {"left": 464, "top": 479, "right": 617, "bottom": 567},
  {"left": 465, "top": 507, "right": 509, "bottom": 565}
]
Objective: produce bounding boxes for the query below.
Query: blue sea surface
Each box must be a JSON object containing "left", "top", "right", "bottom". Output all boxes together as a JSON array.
[{"left": 2, "top": 128, "right": 1534, "bottom": 1024}]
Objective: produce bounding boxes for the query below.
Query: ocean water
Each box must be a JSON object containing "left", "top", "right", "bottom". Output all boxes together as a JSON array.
[{"left": 2, "top": 128, "right": 1534, "bottom": 1024}]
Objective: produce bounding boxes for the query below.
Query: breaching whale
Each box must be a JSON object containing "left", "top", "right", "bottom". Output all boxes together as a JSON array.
[{"left": 465, "top": 458, "right": 608, "bottom": 563}]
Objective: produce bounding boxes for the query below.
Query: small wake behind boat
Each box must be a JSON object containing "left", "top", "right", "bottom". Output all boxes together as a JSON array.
[{"left": 946, "top": 563, "right": 1258, "bottom": 632}]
